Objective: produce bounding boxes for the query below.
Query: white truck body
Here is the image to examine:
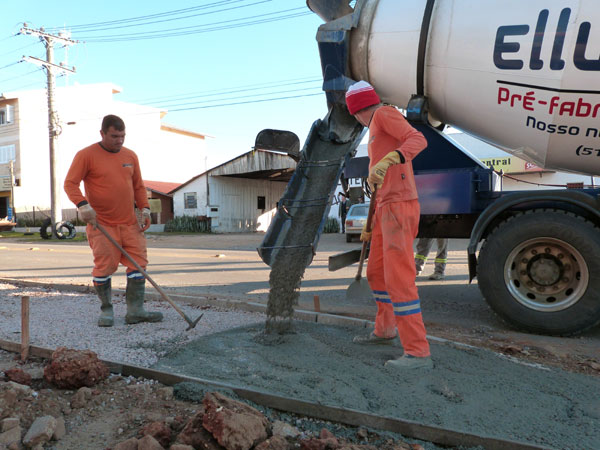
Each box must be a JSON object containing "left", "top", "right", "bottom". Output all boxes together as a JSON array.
[{"left": 348, "top": 0, "right": 600, "bottom": 175}]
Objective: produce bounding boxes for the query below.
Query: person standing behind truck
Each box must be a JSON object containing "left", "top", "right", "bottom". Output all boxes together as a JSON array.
[
  {"left": 338, "top": 192, "right": 348, "bottom": 233},
  {"left": 345, "top": 81, "right": 432, "bottom": 370},
  {"left": 64, "top": 114, "right": 163, "bottom": 327},
  {"left": 415, "top": 238, "right": 448, "bottom": 280}
]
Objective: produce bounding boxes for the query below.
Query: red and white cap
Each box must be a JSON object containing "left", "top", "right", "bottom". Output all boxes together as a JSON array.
[{"left": 345, "top": 80, "right": 381, "bottom": 115}]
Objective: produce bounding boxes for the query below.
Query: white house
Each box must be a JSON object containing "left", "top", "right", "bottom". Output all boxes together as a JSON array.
[
  {"left": 0, "top": 83, "right": 208, "bottom": 222},
  {"left": 171, "top": 149, "right": 296, "bottom": 233}
]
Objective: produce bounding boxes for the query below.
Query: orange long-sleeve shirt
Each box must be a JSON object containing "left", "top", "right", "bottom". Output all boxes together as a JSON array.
[
  {"left": 368, "top": 106, "right": 427, "bottom": 206},
  {"left": 64, "top": 143, "right": 149, "bottom": 226}
]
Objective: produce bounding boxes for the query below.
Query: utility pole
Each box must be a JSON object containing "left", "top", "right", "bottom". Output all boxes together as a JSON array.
[
  {"left": 8, "top": 161, "right": 15, "bottom": 223},
  {"left": 20, "top": 26, "right": 77, "bottom": 238}
]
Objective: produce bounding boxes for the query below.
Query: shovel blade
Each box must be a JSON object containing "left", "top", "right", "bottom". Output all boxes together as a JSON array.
[{"left": 346, "top": 277, "right": 372, "bottom": 301}]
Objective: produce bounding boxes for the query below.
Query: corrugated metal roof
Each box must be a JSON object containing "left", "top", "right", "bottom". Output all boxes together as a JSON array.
[
  {"left": 210, "top": 150, "right": 294, "bottom": 176},
  {"left": 170, "top": 149, "right": 296, "bottom": 193}
]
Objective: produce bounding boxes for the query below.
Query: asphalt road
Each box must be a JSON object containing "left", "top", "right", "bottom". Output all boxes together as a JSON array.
[{"left": 0, "top": 232, "right": 598, "bottom": 367}]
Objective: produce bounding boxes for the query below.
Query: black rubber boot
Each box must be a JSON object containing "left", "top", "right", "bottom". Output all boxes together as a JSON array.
[
  {"left": 125, "top": 278, "right": 163, "bottom": 324},
  {"left": 94, "top": 280, "right": 114, "bottom": 327}
]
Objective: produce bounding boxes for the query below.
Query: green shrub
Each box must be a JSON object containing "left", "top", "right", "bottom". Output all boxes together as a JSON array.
[
  {"left": 165, "top": 215, "right": 211, "bottom": 233},
  {"left": 16, "top": 217, "right": 48, "bottom": 228},
  {"left": 323, "top": 217, "right": 340, "bottom": 233}
]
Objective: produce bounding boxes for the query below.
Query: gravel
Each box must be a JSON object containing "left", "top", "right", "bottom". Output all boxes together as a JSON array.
[{"left": 0, "top": 281, "right": 264, "bottom": 366}]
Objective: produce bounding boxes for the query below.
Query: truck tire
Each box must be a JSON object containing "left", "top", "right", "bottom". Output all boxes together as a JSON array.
[
  {"left": 40, "top": 218, "right": 52, "bottom": 240},
  {"left": 39, "top": 219, "right": 76, "bottom": 240},
  {"left": 56, "top": 221, "right": 76, "bottom": 240},
  {"left": 478, "top": 209, "right": 600, "bottom": 336}
]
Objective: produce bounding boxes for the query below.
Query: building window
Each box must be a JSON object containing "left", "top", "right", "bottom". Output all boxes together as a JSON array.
[
  {"left": 257, "top": 196, "right": 265, "bottom": 210},
  {"left": 184, "top": 192, "right": 197, "bottom": 209},
  {"left": 0, "top": 105, "right": 13, "bottom": 126},
  {"left": 0, "top": 145, "right": 15, "bottom": 164}
]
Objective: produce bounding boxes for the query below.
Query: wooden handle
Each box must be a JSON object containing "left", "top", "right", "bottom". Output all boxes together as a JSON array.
[
  {"left": 355, "top": 187, "right": 378, "bottom": 281},
  {"left": 364, "top": 188, "right": 377, "bottom": 234},
  {"left": 96, "top": 224, "right": 187, "bottom": 319}
]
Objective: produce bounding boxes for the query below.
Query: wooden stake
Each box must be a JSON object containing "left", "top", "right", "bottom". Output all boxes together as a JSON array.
[
  {"left": 21, "top": 296, "right": 30, "bottom": 362},
  {"left": 313, "top": 295, "right": 320, "bottom": 313}
]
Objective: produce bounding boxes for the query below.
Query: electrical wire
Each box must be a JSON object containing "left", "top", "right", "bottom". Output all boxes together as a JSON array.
[
  {"left": 80, "top": 9, "right": 311, "bottom": 42},
  {"left": 64, "top": 0, "right": 272, "bottom": 34},
  {"left": 0, "top": 68, "right": 44, "bottom": 84},
  {"left": 45, "top": 0, "right": 252, "bottom": 31},
  {"left": 131, "top": 76, "right": 320, "bottom": 104},
  {"left": 0, "top": 42, "right": 37, "bottom": 58},
  {"left": 169, "top": 91, "right": 323, "bottom": 111},
  {"left": 141, "top": 78, "right": 321, "bottom": 107},
  {"left": 0, "top": 34, "right": 17, "bottom": 43},
  {"left": 154, "top": 86, "right": 321, "bottom": 109},
  {"left": 0, "top": 79, "right": 45, "bottom": 93},
  {"left": 0, "top": 61, "right": 23, "bottom": 71}
]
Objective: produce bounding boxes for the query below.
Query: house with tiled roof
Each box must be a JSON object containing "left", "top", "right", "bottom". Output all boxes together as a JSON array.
[{"left": 144, "top": 180, "right": 182, "bottom": 224}]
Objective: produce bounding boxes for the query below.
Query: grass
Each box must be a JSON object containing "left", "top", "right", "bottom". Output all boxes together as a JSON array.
[{"left": 0, "top": 231, "right": 88, "bottom": 242}]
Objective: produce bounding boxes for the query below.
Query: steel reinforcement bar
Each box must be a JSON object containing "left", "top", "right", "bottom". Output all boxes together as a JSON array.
[{"left": 0, "top": 339, "right": 552, "bottom": 450}]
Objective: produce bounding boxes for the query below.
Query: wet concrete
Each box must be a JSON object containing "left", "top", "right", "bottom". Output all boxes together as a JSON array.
[{"left": 153, "top": 321, "right": 600, "bottom": 449}]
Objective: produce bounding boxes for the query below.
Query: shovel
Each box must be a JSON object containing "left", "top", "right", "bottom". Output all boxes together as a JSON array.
[
  {"left": 96, "top": 223, "right": 203, "bottom": 331},
  {"left": 346, "top": 188, "right": 377, "bottom": 301}
]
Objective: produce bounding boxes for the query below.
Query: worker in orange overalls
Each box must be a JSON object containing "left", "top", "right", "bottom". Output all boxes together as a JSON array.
[
  {"left": 345, "top": 81, "right": 432, "bottom": 370},
  {"left": 64, "top": 114, "right": 163, "bottom": 327}
]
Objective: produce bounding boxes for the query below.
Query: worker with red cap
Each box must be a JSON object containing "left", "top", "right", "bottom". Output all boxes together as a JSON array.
[{"left": 346, "top": 80, "right": 432, "bottom": 370}]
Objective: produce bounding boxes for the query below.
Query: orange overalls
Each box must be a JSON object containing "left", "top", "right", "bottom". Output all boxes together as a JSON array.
[
  {"left": 366, "top": 106, "right": 430, "bottom": 357},
  {"left": 64, "top": 143, "right": 150, "bottom": 281}
]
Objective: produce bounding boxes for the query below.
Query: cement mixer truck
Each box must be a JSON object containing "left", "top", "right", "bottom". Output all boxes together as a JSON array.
[{"left": 257, "top": 0, "right": 600, "bottom": 336}]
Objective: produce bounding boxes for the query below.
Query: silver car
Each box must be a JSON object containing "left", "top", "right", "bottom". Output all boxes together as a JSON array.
[{"left": 345, "top": 203, "right": 370, "bottom": 242}]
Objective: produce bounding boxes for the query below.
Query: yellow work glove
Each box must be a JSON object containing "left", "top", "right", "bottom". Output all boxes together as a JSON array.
[
  {"left": 368, "top": 151, "right": 404, "bottom": 187},
  {"left": 360, "top": 222, "right": 372, "bottom": 242}
]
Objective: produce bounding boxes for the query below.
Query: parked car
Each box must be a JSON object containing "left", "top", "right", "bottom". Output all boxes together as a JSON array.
[{"left": 345, "top": 203, "right": 369, "bottom": 242}]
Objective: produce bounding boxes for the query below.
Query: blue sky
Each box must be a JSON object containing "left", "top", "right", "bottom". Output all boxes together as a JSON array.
[{"left": 0, "top": 0, "right": 328, "bottom": 169}]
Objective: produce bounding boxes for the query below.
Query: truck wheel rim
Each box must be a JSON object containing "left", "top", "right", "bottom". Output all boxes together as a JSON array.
[{"left": 504, "top": 237, "right": 588, "bottom": 312}]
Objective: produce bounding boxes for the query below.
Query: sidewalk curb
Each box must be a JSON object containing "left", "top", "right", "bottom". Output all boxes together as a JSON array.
[{"left": 0, "top": 277, "right": 374, "bottom": 330}]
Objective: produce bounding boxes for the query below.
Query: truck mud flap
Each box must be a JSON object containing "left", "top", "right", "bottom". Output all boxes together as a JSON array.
[
  {"left": 258, "top": 105, "right": 364, "bottom": 268},
  {"left": 328, "top": 247, "right": 368, "bottom": 272}
]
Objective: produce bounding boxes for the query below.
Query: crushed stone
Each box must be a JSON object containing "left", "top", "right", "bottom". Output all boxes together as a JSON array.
[{"left": 0, "top": 282, "right": 263, "bottom": 366}]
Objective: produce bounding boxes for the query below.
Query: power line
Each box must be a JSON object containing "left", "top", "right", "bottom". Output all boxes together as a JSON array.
[
  {"left": 0, "top": 42, "right": 37, "bottom": 58},
  {"left": 0, "top": 33, "right": 17, "bottom": 43},
  {"left": 169, "top": 92, "right": 323, "bottom": 111},
  {"left": 64, "top": 0, "right": 272, "bottom": 34},
  {"left": 81, "top": 10, "right": 311, "bottom": 42},
  {"left": 0, "top": 61, "right": 23, "bottom": 71},
  {"left": 0, "top": 68, "right": 44, "bottom": 84},
  {"left": 154, "top": 86, "right": 322, "bottom": 109},
  {"left": 137, "top": 77, "right": 321, "bottom": 105},
  {"left": 0, "top": 79, "right": 45, "bottom": 94},
  {"left": 45, "top": 0, "right": 252, "bottom": 31}
]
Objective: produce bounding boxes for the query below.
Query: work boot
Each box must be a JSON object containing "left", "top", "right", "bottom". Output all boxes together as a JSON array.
[
  {"left": 353, "top": 332, "right": 396, "bottom": 345},
  {"left": 94, "top": 279, "right": 114, "bottom": 327},
  {"left": 125, "top": 278, "right": 163, "bottom": 324},
  {"left": 385, "top": 355, "right": 433, "bottom": 370},
  {"left": 429, "top": 272, "right": 445, "bottom": 280}
]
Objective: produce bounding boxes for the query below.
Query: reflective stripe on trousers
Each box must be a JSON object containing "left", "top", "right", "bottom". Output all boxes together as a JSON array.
[
  {"left": 367, "top": 200, "right": 430, "bottom": 357},
  {"left": 415, "top": 237, "right": 448, "bottom": 273}
]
